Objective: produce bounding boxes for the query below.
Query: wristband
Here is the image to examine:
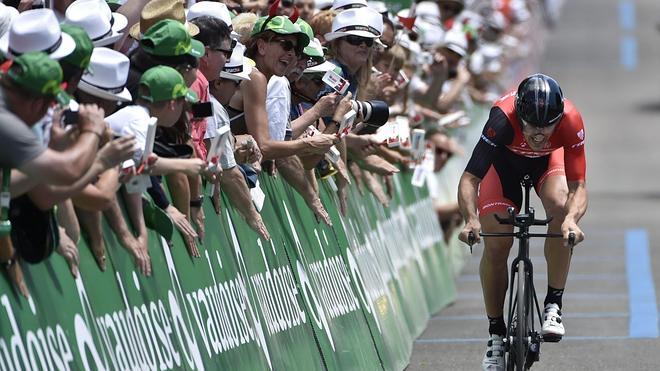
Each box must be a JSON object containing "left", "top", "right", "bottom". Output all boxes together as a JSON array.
[{"left": 190, "top": 196, "right": 203, "bottom": 208}]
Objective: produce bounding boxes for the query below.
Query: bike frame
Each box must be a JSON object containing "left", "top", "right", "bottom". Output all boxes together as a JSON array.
[{"left": 470, "top": 175, "right": 573, "bottom": 370}]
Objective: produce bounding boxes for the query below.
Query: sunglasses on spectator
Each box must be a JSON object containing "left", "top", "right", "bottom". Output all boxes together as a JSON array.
[
  {"left": 343, "top": 35, "right": 374, "bottom": 47},
  {"left": 271, "top": 37, "right": 302, "bottom": 56},
  {"left": 209, "top": 39, "right": 237, "bottom": 59}
]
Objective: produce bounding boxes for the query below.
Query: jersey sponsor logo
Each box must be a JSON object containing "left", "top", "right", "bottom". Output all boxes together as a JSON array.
[
  {"left": 571, "top": 140, "right": 585, "bottom": 149},
  {"left": 481, "top": 134, "right": 497, "bottom": 147},
  {"left": 577, "top": 128, "right": 584, "bottom": 141}
]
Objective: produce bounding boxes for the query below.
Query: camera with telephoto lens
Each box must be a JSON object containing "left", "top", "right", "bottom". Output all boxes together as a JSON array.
[{"left": 351, "top": 100, "right": 390, "bottom": 134}]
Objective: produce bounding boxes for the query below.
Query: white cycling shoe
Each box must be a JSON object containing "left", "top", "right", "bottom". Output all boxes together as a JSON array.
[
  {"left": 482, "top": 334, "right": 505, "bottom": 370},
  {"left": 541, "top": 303, "right": 565, "bottom": 342}
]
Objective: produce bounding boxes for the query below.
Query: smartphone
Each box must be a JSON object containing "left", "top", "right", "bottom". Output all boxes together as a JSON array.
[
  {"left": 62, "top": 100, "right": 80, "bottom": 126},
  {"left": 322, "top": 70, "right": 350, "bottom": 95},
  {"left": 191, "top": 101, "right": 213, "bottom": 119}
]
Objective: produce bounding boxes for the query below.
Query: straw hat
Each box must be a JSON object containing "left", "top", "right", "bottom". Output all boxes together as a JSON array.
[{"left": 128, "top": 0, "right": 199, "bottom": 40}]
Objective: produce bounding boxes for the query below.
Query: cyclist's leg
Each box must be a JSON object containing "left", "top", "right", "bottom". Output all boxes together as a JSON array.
[
  {"left": 536, "top": 149, "right": 569, "bottom": 339},
  {"left": 478, "top": 165, "right": 519, "bottom": 319},
  {"left": 536, "top": 149, "right": 571, "bottom": 291}
]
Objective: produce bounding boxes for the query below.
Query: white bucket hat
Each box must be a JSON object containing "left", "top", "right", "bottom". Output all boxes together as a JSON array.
[
  {"left": 78, "top": 47, "right": 132, "bottom": 102},
  {"left": 220, "top": 43, "right": 252, "bottom": 81},
  {"left": 0, "top": 9, "right": 76, "bottom": 60},
  {"left": 186, "top": 1, "right": 232, "bottom": 26},
  {"left": 416, "top": 1, "right": 441, "bottom": 23},
  {"left": 367, "top": 1, "right": 387, "bottom": 15},
  {"left": 331, "top": 0, "right": 367, "bottom": 11},
  {"left": 65, "top": 0, "right": 129, "bottom": 47},
  {"left": 324, "top": 7, "right": 382, "bottom": 42},
  {"left": 0, "top": 3, "right": 18, "bottom": 39},
  {"left": 441, "top": 28, "right": 467, "bottom": 57}
]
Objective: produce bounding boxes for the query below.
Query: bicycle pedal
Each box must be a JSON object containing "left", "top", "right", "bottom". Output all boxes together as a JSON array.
[{"left": 542, "top": 334, "right": 562, "bottom": 343}]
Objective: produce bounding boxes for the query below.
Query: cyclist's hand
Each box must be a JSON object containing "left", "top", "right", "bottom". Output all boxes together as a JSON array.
[
  {"left": 459, "top": 220, "right": 481, "bottom": 246},
  {"left": 561, "top": 220, "right": 584, "bottom": 247}
]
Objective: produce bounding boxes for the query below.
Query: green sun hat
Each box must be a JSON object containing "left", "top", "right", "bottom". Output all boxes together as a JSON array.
[
  {"left": 5, "top": 52, "right": 71, "bottom": 105},
  {"left": 140, "top": 19, "right": 204, "bottom": 59},
  {"left": 139, "top": 66, "right": 198, "bottom": 103},
  {"left": 295, "top": 19, "right": 323, "bottom": 58},
  {"left": 60, "top": 24, "right": 94, "bottom": 70},
  {"left": 251, "top": 15, "right": 310, "bottom": 51}
]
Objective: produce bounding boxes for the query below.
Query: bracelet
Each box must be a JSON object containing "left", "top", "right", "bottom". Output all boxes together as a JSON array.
[{"left": 81, "top": 129, "right": 103, "bottom": 140}]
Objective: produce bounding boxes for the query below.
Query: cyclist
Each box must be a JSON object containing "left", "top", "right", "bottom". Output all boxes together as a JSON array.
[{"left": 457, "top": 74, "right": 588, "bottom": 370}]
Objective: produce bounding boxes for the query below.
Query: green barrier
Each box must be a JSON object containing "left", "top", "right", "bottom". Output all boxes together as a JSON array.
[{"left": 0, "top": 168, "right": 455, "bottom": 370}]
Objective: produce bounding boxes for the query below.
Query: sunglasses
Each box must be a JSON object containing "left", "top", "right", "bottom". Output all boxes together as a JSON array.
[
  {"left": 271, "top": 37, "right": 302, "bottom": 56},
  {"left": 210, "top": 39, "right": 237, "bottom": 59},
  {"left": 343, "top": 35, "right": 374, "bottom": 47}
]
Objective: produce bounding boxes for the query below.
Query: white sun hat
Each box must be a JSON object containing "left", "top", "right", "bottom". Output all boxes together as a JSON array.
[
  {"left": 0, "top": 9, "right": 76, "bottom": 60},
  {"left": 0, "top": 3, "right": 18, "bottom": 38},
  {"left": 186, "top": 1, "right": 232, "bottom": 27},
  {"left": 78, "top": 47, "right": 132, "bottom": 102},
  {"left": 441, "top": 27, "right": 467, "bottom": 57},
  {"left": 65, "top": 0, "right": 129, "bottom": 47},
  {"left": 220, "top": 43, "right": 252, "bottom": 81},
  {"left": 367, "top": 1, "right": 387, "bottom": 15},
  {"left": 332, "top": 0, "right": 367, "bottom": 11},
  {"left": 324, "top": 7, "right": 382, "bottom": 42},
  {"left": 416, "top": 1, "right": 440, "bottom": 23}
]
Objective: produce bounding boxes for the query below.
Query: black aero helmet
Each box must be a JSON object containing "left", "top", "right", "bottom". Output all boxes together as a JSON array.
[{"left": 515, "top": 73, "right": 564, "bottom": 128}]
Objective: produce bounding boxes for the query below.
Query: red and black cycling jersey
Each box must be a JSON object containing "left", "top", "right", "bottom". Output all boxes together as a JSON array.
[{"left": 465, "top": 91, "right": 586, "bottom": 182}]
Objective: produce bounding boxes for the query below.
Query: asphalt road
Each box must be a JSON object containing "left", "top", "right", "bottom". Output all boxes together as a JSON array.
[{"left": 407, "top": 0, "right": 660, "bottom": 370}]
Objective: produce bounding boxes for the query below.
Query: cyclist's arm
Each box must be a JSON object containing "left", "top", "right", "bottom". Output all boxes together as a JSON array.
[
  {"left": 565, "top": 180, "right": 587, "bottom": 224},
  {"left": 458, "top": 171, "right": 481, "bottom": 224}
]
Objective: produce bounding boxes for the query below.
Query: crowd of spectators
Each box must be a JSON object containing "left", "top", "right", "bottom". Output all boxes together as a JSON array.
[{"left": 0, "top": 0, "right": 542, "bottom": 298}]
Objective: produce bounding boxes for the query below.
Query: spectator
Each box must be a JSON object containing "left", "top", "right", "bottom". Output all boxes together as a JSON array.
[
  {"left": 438, "top": 0, "right": 466, "bottom": 29},
  {"left": 227, "top": 12, "right": 335, "bottom": 161},
  {"left": 0, "top": 52, "right": 111, "bottom": 297},
  {"left": 75, "top": 47, "right": 150, "bottom": 275},
  {"left": 295, "top": 0, "right": 316, "bottom": 21},
  {"left": 324, "top": 6, "right": 382, "bottom": 97},
  {"left": 208, "top": 43, "right": 271, "bottom": 240},
  {"left": 106, "top": 65, "right": 205, "bottom": 257}
]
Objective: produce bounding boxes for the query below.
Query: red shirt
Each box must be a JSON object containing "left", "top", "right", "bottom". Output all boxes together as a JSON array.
[{"left": 189, "top": 71, "right": 209, "bottom": 159}]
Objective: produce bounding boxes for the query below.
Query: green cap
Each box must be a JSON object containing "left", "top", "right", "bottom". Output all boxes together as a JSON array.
[
  {"left": 251, "top": 15, "right": 310, "bottom": 51},
  {"left": 60, "top": 24, "right": 94, "bottom": 70},
  {"left": 295, "top": 19, "right": 322, "bottom": 58},
  {"left": 5, "top": 52, "right": 70, "bottom": 105},
  {"left": 140, "top": 19, "right": 204, "bottom": 59},
  {"left": 139, "top": 66, "right": 198, "bottom": 103}
]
